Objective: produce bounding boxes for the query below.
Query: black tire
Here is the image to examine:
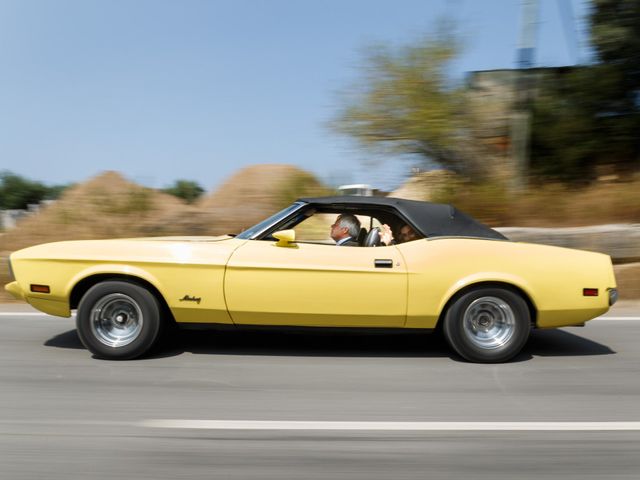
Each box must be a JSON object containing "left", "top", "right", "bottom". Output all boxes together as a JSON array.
[
  {"left": 76, "top": 281, "right": 163, "bottom": 360},
  {"left": 443, "top": 287, "right": 531, "bottom": 363}
]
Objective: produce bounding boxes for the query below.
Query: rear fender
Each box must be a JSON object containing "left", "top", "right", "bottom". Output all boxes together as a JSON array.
[{"left": 437, "top": 272, "right": 537, "bottom": 321}]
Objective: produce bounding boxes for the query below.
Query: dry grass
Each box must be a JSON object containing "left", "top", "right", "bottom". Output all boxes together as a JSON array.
[
  {"left": 615, "top": 263, "right": 640, "bottom": 301},
  {"left": 399, "top": 175, "right": 640, "bottom": 227},
  {"left": 0, "top": 259, "right": 13, "bottom": 303},
  {"left": 507, "top": 181, "right": 640, "bottom": 227}
]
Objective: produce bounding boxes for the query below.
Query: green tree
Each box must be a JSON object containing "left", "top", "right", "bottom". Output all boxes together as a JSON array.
[
  {"left": 0, "top": 171, "right": 65, "bottom": 209},
  {"left": 332, "top": 36, "right": 480, "bottom": 175},
  {"left": 530, "top": 0, "right": 640, "bottom": 180},
  {"left": 591, "top": 0, "right": 640, "bottom": 98},
  {"left": 46, "top": 183, "right": 72, "bottom": 200},
  {"left": 162, "top": 180, "right": 205, "bottom": 204}
]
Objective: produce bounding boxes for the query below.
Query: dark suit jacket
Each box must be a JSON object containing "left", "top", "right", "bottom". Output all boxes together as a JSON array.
[
  {"left": 336, "top": 237, "right": 359, "bottom": 247},
  {"left": 340, "top": 240, "right": 360, "bottom": 247}
]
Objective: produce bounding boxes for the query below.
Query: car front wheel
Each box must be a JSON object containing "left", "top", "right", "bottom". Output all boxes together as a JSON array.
[
  {"left": 76, "top": 281, "right": 163, "bottom": 360},
  {"left": 443, "top": 287, "right": 531, "bottom": 363}
]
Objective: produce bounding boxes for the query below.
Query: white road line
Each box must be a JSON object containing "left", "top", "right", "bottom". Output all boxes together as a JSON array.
[
  {"left": 0, "top": 312, "right": 50, "bottom": 316},
  {"left": 596, "top": 317, "right": 640, "bottom": 321},
  {"left": 0, "top": 312, "right": 75, "bottom": 317},
  {"left": 140, "top": 420, "right": 640, "bottom": 431}
]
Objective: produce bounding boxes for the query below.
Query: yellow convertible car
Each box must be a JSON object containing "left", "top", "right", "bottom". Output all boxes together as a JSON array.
[{"left": 5, "top": 196, "right": 617, "bottom": 363}]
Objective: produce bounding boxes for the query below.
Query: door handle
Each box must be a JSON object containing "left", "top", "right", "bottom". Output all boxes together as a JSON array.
[{"left": 374, "top": 259, "right": 393, "bottom": 268}]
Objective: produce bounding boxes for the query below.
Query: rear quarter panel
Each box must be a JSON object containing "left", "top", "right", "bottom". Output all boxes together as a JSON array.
[{"left": 397, "top": 238, "right": 615, "bottom": 329}]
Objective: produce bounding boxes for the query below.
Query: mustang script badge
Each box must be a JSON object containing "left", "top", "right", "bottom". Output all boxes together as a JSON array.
[{"left": 179, "top": 295, "right": 201, "bottom": 304}]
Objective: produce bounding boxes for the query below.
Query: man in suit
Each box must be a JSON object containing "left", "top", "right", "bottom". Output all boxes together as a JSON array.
[{"left": 330, "top": 214, "right": 361, "bottom": 246}]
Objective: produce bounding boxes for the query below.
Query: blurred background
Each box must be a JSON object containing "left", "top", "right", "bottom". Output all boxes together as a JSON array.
[{"left": 1, "top": 0, "right": 639, "bottom": 299}]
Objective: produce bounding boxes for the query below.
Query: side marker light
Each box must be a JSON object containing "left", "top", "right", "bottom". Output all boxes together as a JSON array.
[
  {"left": 30, "top": 284, "right": 50, "bottom": 294},
  {"left": 583, "top": 288, "right": 598, "bottom": 297}
]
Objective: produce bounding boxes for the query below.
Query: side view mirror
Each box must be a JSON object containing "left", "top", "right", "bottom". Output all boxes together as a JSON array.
[{"left": 273, "top": 229, "right": 297, "bottom": 248}]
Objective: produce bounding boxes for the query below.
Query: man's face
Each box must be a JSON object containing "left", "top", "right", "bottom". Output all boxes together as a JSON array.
[
  {"left": 398, "top": 225, "right": 417, "bottom": 243},
  {"left": 330, "top": 215, "right": 349, "bottom": 241}
]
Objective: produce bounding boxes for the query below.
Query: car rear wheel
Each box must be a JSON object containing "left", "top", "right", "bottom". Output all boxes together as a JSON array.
[
  {"left": 76, "top": 281, "right": 163, "bottom": 360},
  {"left": 443, "top": 287, "right": 531, "bottom": 363}
]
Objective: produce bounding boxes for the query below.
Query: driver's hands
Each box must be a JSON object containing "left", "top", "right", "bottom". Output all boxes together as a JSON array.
[{"left": 380, "top": 224, "right": 393, "bottom": 246}]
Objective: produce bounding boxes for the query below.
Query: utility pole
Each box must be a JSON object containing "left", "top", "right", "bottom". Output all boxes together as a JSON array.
[{"left": 510, "top": 0, "right": 539, "bottom": 191}]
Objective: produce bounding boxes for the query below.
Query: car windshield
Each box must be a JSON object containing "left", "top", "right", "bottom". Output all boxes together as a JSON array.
[{"left": 235, "top": 202, "right": 305, "bottom": 239}]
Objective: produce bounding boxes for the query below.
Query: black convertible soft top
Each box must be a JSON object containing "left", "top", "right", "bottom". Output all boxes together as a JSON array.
[{"left": 298, "top": 196, "right": 507, "bottom": 240}]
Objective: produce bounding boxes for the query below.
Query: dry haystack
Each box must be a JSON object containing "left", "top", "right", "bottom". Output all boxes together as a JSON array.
[
  {"left": 0, "top": 171, "right": 193, "bottom": 253},
  {"left": 195, "top": 164, "right": 328, "bottom": 234}
]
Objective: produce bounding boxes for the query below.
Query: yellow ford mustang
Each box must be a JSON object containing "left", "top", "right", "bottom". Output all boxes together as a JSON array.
[{"left": 5, "top": 196, "right": 617, "bottom": 363}]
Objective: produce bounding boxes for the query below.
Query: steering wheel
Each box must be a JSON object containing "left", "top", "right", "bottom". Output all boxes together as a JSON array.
[{"left": 364, "top": 227, "right": 382, "bottom": 247}]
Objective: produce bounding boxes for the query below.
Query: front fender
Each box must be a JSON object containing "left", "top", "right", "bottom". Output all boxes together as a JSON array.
[{"left": 66, "top": 264, "right": 165, "bottom": 302}]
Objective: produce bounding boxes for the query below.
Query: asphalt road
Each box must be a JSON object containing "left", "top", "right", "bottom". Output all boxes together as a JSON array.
[{"left": 1, "top": 303, "right": 639, "bottom": 479}]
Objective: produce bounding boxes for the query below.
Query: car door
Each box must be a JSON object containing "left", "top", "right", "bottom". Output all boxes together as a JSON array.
[{"left": 224, "top": 240, "right": 407, "bottom": 327}]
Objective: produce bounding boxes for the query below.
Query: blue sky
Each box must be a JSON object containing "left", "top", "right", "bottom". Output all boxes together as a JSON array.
[{"left": 0, "top": 0, "right": 591, "bottom": 192}]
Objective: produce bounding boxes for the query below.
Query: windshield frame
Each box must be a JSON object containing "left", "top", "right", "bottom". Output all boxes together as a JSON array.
[{"left": 235, "top": 202, "right": 307, "bottom": 240}]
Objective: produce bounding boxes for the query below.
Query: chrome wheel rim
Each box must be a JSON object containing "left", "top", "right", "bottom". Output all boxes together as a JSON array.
[
  {"left": 90, "top": 293, "right": 144, "bottom": 348},
  {"left": 462, "top": 296, "right": 515, "bottom": 350}
]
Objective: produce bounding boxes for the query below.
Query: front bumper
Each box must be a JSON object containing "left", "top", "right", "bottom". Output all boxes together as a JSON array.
[
  {"left": 609, "top": 288, "right": 618, "bottom": 306},
  {"left": 4, "top": 281, "right": 70, "bottom": 316},
  {"left": 5, "top": 281, "right": 25, "bottom": 301}
]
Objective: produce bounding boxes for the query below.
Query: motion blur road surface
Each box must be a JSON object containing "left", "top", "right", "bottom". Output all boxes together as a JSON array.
[{"left": 1, "top": 303, "right": 639, "bottom": 479}]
